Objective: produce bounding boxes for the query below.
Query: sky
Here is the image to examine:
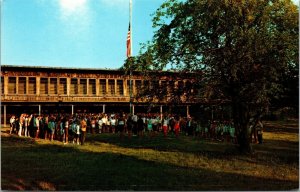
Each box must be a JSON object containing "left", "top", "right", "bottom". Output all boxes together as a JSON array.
[
  {"left": 1, "top": 0, "right": 165, "bottom": 69},
  {"left": 1, "top": 0, "right": 299, "bottom": 69}
]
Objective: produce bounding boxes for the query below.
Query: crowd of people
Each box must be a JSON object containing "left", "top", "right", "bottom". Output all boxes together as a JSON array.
[{"left": 8, "top": 112, "right": 241, "bottom": 145}]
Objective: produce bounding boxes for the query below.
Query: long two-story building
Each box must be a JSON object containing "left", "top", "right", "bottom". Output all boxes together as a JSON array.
[{"left": 1, "top": 65, "right": 204, "bottom": 126}]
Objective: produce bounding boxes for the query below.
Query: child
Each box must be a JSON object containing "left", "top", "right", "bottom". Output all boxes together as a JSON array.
[{"left": 162, "top": 116, "right": 169, "bottom": 138}]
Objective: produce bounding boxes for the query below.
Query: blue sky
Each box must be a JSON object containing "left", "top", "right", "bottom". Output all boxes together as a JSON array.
[
  {"left": 1, "top": 0, "right": 165, "bottom": 69},
  {"left": 1, "top": 0, "right": 299, "bottom": 69}
]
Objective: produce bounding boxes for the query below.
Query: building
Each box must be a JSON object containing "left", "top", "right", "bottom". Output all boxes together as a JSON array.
[{"left": 1, "top": 65, "right": 201, "bottom": 126}]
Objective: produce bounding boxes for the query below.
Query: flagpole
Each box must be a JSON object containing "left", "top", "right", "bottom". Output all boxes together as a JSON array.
[{"left": 129, "top": 0, "right": 133, "bottom": 115}]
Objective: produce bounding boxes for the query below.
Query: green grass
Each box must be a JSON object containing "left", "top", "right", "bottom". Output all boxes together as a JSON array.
[{"left": 1, "top": 120, "right": 299, "bottom": 190}]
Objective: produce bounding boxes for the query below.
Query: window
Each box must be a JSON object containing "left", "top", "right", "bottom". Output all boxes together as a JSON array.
[
  {"left": 108, "top": 79, "right": 115, "bottom": 95},
  {"left": 49, "top": 78, "right": 57, "bottom": 94},
  {"left": 18, "top": 77, "right": 26, "bottom": 94},
  {"left": 79, "top": 79, "right": 87, "bottom": 95},
  {"left": 127, "top": 80, "right": 133, "bottom": 96},
  {"left": 99, "top": 79, "right": 106, "bottom": 95},
  {"left": 178, "top": 81, "right": 184, "bottom": 90},
  {"left": 135, "top": 80, "right": 142, "bottom": 95},
  {"left": 8, "top": 77, "right": 16, "bottom": 94},
  {"left": 59, "top": 78, "right": 67, "bottom": 95},
  {"left": 70, "top": 78, "right": 78, "bottom": 95},
  {"left": 28, "top": 77, "right": 36, "bottom": 94},
  {"left": 88, "top": 79, "right": 96, "bottom": 95},
  {"left": 143, "top": 80, "right": 149, "bottom": 91},
  {"left": 117, "top": 80, "right": 123, "bottom": 96},
  {"left": 1, "top": 77, "right": 4, "bottom": 95},
  {"left": 151, "top": 80, "right": 159, "bottom": 90},
  {"left": 40, "top": 78, "right": 48, "bottom": 95}
]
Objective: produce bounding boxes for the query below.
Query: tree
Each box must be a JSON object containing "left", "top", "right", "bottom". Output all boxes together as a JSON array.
[{"left": 124, "top": 0, "right": 298, "bottom": 153}]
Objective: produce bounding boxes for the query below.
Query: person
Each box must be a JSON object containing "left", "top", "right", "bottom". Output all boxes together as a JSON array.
[
  {"left": 28, "top": 114, "right": 34, "bottom": 137},
  {"left": 18, "top": 114, "right": 25, "bottom": 136},
  {"left": 229, "top": 121, "right": 236, "bottom": 144},
  {"left": 90, "top": 117, "right": 96, "bottom": 134},
  {"left": 9, "top": 115, "right": 16, "bottom": 134},
  {"left": 118, "top": 114, "right": 126, "bottom": 138},
  {"left": 137, "top": 115, "right": 144, "bottom": 138},
  {"left": 63, "top": 116, "right": 69, "bottom": 144},
  {"left": 39, "top": 115, "right": 45, "bottom": 139},
  {"left": 174, "top": 116, "right": 180, "bottom": 138},
  {"left": 74, "top": 120, "right": 81, "bottom": 145},
  {"left": 101, "top": 114, "right": 108, "bottom": 133},
  {"left": 195, "top": 120, "right": 201, "bottom": 138},
  {"left": 34, "top": 115, "right": 40, "bottom": 139},
  {"left": 169, "top": 116, "right": 175, "bottom": 134},
  {"left": 186, "top": 116, "right": 193, "bottom": 136},
  {"left": 147, "top": 115, "right": 153, "bottom": 137},
  {"left": 24, "top": 114, "right": 29, "bottom": 137},
  {"left": 162, "top": 116, "right": 169, "bottom": 138},
  {"left": 98, "top": 117, "right": 103, "bottom": 134},
  {"left": 126, "top": 115, "right": 133, "bottom": 139},
  {"left": 80, "top": 118, "right": 87, "bottom": 145},
  {"left": 110, "top": 115, "right": 117, "bottom": 134},
  {"left": 151, "top": 115, "right": 158, "bottom": 137},
  {"left": 132, "top": 114, "right": 138, "bottom": 135},
  {"left": 256, "top": 120, "right": 263, "bottom": 144},
  {"left": 48, "top": 117, "right": 56, "bottom": 141},
  {"left": 43, "top": 115, "right": 49, "bottom": 139}
]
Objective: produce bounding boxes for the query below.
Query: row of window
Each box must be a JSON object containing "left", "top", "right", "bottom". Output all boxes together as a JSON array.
[{"left": 1, "top": 76, "right": 192, "bottom": 96}]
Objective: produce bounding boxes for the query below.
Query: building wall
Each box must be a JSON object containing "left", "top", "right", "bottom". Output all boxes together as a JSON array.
[{"left": 1, "top": 65, "right": 196, "bottom": 125}]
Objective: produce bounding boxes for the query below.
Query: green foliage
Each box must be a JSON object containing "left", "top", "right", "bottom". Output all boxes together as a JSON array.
[{"left": 123, "top": 0, "right": 298, "bottom": 153}]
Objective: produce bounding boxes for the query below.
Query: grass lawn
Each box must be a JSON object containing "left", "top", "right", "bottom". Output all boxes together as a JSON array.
[{"left": 1, "top": 120, "right": 299, "bottom": 190}]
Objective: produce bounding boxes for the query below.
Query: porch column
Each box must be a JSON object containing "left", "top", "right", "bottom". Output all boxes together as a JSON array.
[
  {"left": 186, "top": 105, "right": 190, "bottom": 118},
  {"left": 103, "top": 104, "right": 105, "bottom": 113},
  {"left": 39, "top": 105, "right": 41, "bottom": 116},
  {"left": 106, "top": 79, "right": 109, "bottom": 95},
  {"left": 160, "top": 105, "right": 163, "bottom": 120},
  {"left": 96, "top": 79, "right": 100, "bottom": 96},
  {"left": 36, "top": 77, "right": 40, "bottom": 96},
  {"left": 114, "top": 79, "right": 117, "bottom": 96},
  {"left": 4, "top": 105, "right": 6, "bottom": 127},
  {"left": 26, "top": 77, "right": 29, "bottom": 94},
  {"left": 123, "top": 79, "right": 127, "bottom": 96},
  {"left": 67, "top": 78, "right": 71, "bottom": 96},
  {"left": 132, "top": 104, "right": 135, "bottom": 115},
  {"left": 71, "top": 105, "right": 74, "bottom": 115},
  {"left": 4, "top": 76, "right": 8, "bottom": 95},
  {"left": 16, "top": 77, "right": 19, "bottom": 94}
]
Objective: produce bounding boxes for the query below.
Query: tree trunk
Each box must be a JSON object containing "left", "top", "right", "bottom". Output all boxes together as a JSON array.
[{"left": 232, "top": 100, "right": 253, "bottom": 154}]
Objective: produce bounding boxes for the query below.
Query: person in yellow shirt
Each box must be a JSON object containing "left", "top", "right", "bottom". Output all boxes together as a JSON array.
[{"left": 80, "top": 117, "right": 87, "bottom": 145}]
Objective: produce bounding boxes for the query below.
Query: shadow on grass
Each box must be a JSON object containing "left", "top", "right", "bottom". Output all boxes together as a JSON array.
[
  {"left": 1, "top": 136, "right": 299, "bottom": 191},
  {"left": 264, "top": 121, "right": 299, "bottom": 133},
  {"left": 87, "top": 133, "right": 299, "bottom": 165}
]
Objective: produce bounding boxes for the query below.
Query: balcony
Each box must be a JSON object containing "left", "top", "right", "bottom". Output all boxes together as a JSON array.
[{"left": 1, "top": 94, "right": 130, "bottom": 103}]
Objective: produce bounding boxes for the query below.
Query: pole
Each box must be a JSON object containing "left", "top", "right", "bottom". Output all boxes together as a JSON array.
[
  {"left": 4, "top": 105, "right": 6, "bottom": 127},
  {"left": 39, "top": 105, "right": 41, "bottom": 116},
  {"left": 129, "top": 0, "right": 133, "bottom": 114}
]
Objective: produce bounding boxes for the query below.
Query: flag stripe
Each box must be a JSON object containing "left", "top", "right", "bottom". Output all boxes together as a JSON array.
[{"left": 126, "top": 23, "right": 131, "bottom": 57}]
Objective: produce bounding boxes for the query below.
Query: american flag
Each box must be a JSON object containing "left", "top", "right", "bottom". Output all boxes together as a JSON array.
[{"left": 126, "top": 23, "right": 131, "bottom": 58}]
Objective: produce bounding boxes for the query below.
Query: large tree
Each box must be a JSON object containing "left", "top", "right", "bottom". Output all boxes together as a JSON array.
[{"left": 124, "top": 0, "right": 298, "bottom": 153}]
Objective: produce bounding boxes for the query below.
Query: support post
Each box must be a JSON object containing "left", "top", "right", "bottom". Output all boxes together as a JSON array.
[
  {"left": 71, "top": 105, "right": 74, "bottom": 115},
  {"left": 187, "top": 105, "right": 190, "bottom": 118},
  {"left": 103, "top": 104, "right": 105, "bottom": 113},
  {"left": 132, "top": 104, "right": 135, "bottom": 115},
  {"left": 4, "top": 105, "right": 7, "bottom": 127},
  {"left": 39, "top": 105, "right": 41, "bottom": 116},
  {"left": 160, "top": 105, "right": 163, "bottom": 120}
]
